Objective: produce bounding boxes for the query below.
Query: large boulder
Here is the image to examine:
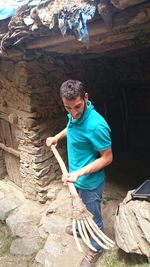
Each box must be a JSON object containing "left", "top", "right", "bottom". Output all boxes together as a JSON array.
[{"left": 114, "top": 190, "right": 150, "bottom": 257}]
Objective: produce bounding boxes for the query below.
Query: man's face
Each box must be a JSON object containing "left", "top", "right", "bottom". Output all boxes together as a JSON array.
[{"left": 62, "top": 93, "right": 88, "bottom": 120}]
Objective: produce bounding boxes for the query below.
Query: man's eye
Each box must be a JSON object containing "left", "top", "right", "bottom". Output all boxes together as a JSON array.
[{"left": 75, "top": 105, "right": 81, "bottom": 109}]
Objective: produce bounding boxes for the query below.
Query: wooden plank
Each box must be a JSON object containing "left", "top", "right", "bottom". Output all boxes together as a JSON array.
[
  {"left": 5, "top": 152, "right": 22, "bottom": 188},
  {"left": 0, "top": 120, "right": 12, "bottom": 147},
  {"left": 11, "top": 124, "right": 19, "bottom": 150},
  {"left": 0, "top": 119, "right": 21, "bottom": 187}
]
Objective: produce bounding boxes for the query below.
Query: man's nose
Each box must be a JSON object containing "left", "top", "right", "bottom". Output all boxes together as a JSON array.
[{"left": 71, "top": 110, "right": 78, "bottom": 117}]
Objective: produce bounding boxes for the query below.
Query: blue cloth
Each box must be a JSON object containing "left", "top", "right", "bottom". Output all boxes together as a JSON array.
[
  {"left": 58, "top": 6, "right": 96, "bottom": 44},
  {"left": 77, "top": 181, "right": 105, "bottom": 251},
  {"left": 67, "top": 101, "right": 111, "bottom": 190}
]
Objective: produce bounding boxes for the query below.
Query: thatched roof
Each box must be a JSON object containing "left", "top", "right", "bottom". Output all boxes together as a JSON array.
[{"left": 0, "top": 0, "right": 150, "bottom": 56}]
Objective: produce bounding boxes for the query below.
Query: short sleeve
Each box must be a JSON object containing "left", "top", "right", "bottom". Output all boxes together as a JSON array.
[{"left": 89, "top": 123, "right": 111, "bottom": 151}]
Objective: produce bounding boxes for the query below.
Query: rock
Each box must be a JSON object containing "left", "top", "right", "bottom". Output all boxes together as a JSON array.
[
  {"left": 6, "top": 204, "right": 40, "bottom": 238},
  {"left": 10, "top": 237, "right": 39, "bottom": 255},
  {"left": 0, "top": 197, "right": 21, "bottom": 222},
  {"left": 35, "top": 235, "right": 62, "bottom": 266},
  {"left": 35, "top": 249, "right": 46, "bottom": 265},
  {"left": 114, "top": 190, "right": 150, "bottom": 257},
  {"left": 45, "top": 203, "right": 58, "bottom": 215},
  {"left": 47, "top": 191, "right": 56, "bottom": 201},
  {"left": 0, "top": 191, "right": 5, "bottom": 200},
  {"left": 38, "top": 214, "right": 66, "bottom": 236}
]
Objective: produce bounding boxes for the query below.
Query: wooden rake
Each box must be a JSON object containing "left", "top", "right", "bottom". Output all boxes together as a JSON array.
[{"left": 51, "top": 145, "right": 115, "bottom": 252}]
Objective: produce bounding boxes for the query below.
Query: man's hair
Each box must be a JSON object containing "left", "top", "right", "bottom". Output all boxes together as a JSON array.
[{"left": 60, "top": 80, "right": 85, "bottom": 100}]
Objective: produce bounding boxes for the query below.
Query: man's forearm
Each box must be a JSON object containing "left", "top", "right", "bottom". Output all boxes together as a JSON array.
[
  {"left": 78, "top": 152, "right": 112, "bottom": 177},
  {"left": 64, "top": 148, "right": 113, "bottom": 183},
  {"left": 55, "top": 128, "right": 67, "bottom": 141}
]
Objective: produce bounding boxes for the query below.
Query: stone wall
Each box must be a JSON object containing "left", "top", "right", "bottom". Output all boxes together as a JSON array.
[{"left": 0, "top": 54, "right": 67, "bottom": 201}]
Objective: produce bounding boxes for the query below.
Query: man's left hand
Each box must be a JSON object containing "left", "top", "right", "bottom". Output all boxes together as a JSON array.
[{"left": 62, "top": 170, "right": 80, "bottom": 185}]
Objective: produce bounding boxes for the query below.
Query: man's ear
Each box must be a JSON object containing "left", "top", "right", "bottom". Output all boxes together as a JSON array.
[{"left": 84, "top": 93, "right": 88, "bottom": 102}]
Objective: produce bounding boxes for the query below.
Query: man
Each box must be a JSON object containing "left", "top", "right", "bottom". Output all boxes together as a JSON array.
[{"left": 46, "top": 80, "right": 113, "bottom": 267}]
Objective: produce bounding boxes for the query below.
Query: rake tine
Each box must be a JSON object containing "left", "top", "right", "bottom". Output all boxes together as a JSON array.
[
  {"left": 84, "top": 219, "right": 109, "bottom": 250},
  {"left": 87, "top": 217, "right": 115, "bottom": 246},
  {"left": 77, "top": 220, "right": 97, "bottom": 252},
  {"left": 72, "top": 218, "right": 83, "bottom": 252},
  {"left": 80, "top": 219, "right": 91, "bottom": 244}
]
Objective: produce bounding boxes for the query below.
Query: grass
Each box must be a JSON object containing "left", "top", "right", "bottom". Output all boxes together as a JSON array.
[
  {"left": 0, "top": 222, "right": 14, "bottom": 255},
  {"left": 26, "top": 240, "right": 45, "bottom": 267},
  {"left": 106, "top": 250, "right": 150, "bottom": 267},
  {"left": 103, "top": 192, "right": 119, "bottom": 203},
  {"left": 0, "top": 222, "right": 45, "bottom": 266}
]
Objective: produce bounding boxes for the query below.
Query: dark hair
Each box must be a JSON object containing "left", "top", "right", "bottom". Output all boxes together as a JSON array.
[{"left": 60, "top": 80, "right": 85, "bottom": 100}]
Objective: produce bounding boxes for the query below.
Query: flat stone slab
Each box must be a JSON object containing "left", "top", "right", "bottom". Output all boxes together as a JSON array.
[
  {"left": 0, "top": 197, "right": 21, "bottom": 221},
  {"left": 10, "top": 237, "right": 40, "bottom": 256},
  {"left": 114, "top": 190, "right": 150, "bottom": 257}
]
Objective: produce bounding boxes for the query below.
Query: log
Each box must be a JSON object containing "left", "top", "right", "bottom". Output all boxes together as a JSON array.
[{"left": 0, "top": 143, "right": 20, "bottom": 158}]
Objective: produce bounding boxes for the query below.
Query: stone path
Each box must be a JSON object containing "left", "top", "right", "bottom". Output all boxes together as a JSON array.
[{"left": 0, "top": 178, "right": 125, "bottom": 267}]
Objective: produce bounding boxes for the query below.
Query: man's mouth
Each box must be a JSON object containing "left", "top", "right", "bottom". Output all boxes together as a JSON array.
[{"left": 73, "top": 113, "right": 82, "bottom": 119}]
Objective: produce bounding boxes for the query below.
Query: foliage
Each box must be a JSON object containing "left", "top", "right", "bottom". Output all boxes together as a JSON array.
[{"left": 0, "top": 222, "right": 14, "bottom": 255}]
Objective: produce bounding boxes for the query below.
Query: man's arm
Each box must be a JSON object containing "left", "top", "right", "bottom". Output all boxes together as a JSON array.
[
  {"left": 46, "top": 128, "right": 67, "bottom": 148},
  {"left": 63, "top": 147, "right": 113, "bottom": 183}
]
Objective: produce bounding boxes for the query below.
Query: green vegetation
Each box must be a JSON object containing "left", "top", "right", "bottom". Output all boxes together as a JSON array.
[
  {"left": 103, "top": 192, "right": 119, "bottom": 202},
  {"left": 106, "top": 252, "right": 150, "bottom": 267},
  {"left": 27, "top": 241, "right": 45, "bottom": 266},
  {"left": 0, "top": 222, "right": 14, "bottom": 255}
]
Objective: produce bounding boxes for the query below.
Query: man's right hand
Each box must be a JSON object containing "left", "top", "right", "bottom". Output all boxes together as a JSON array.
[{"left": 46, "top": 136, "right": 58, "bottom": 148}]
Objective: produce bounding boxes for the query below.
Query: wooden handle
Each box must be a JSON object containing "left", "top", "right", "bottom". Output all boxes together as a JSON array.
[{"left": 51, "top": 145, "right": 78, "bottom": 196}]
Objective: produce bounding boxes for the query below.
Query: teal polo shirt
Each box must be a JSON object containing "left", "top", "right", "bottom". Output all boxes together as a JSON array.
[{"left": 66, "top": 101, "right": 111, "bottom": 190}]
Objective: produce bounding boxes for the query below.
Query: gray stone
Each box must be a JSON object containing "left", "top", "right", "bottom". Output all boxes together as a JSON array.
[
  {"left": 35, "top": 235, "right": 62, "bottom": 267},
  {"left": 39, "top": 214, "right": 65, "bottom": 235},
  {"left": 10, "top": 237, "right": 39, "bottom": 255},
  {"left": 6, "top": 204, "right": 40, "bottom": 237},
  {"left": 114, "top": 190, "right": 150, "bottom": 257},
  {"left": 45, "top": 203, "right": 58, "bottom": 215},
  {"left": 0, "top": 197, "right": 21, "bottom": 221},
  {"left": 35, "top": 249, "right": 46, "bottom": 265},
  {"left": 0, "top": 191, "right": 5, "bottom": 200}
]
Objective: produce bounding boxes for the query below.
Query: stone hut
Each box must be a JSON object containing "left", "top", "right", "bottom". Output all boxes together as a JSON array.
[{"left": 0, "top": 0, "right": 150, "bottom": 202}]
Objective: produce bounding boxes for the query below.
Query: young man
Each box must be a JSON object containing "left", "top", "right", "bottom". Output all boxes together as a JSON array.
[{"left": 46, "top": 80, "right": 113, "bottom": 267}]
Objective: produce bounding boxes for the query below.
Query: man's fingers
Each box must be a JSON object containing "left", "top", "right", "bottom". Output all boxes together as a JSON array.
[
  {"left": 67, "top": 177, "right": 75, "bottom": 183},
  {"left": 63, "top": 180, "right": 68, "bottom": 186}
]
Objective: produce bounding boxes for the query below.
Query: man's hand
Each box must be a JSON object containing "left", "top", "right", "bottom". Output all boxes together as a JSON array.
[
  {"left": 46, "top": 136, "right": 58, "bottom": 148},
  {"left": 46, "top": 128, "right": 66, "bottom": 148},
  {"left": 62, "top": 170, "right": 80, "bottom": 185}
]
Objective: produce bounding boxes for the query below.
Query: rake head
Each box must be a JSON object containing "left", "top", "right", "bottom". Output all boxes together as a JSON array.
[{"left": 71, "top": 194, "right": 115, "bottom": 252}]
